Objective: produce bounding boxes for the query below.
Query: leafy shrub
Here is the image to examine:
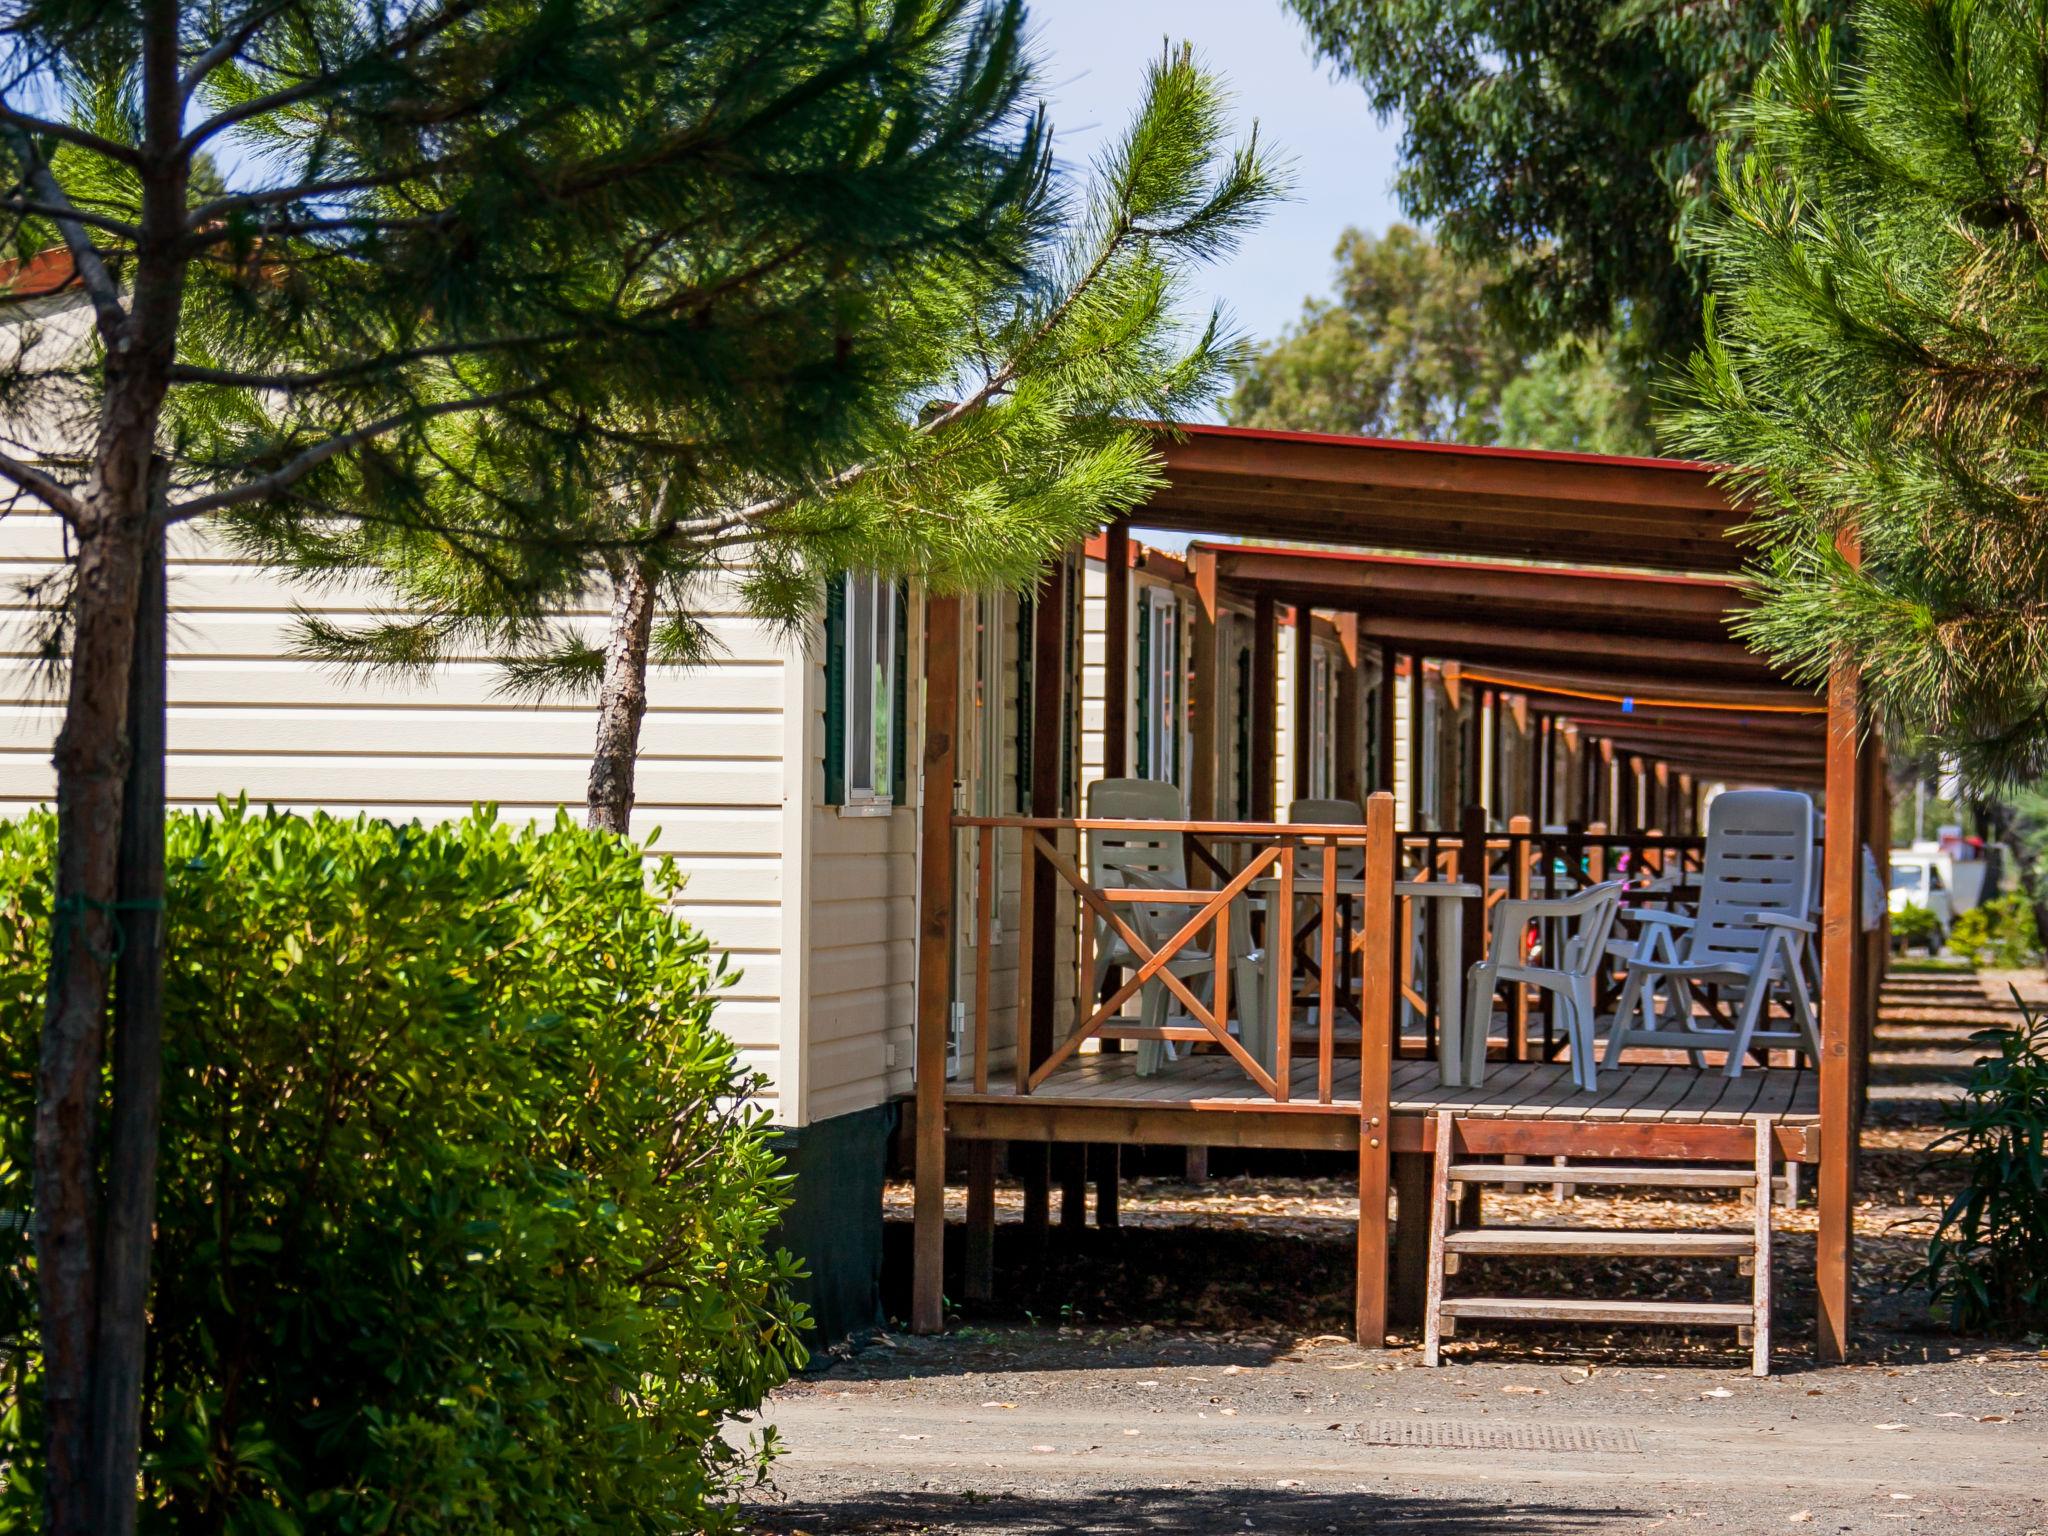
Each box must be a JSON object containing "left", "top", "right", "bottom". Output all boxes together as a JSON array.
[
  {"left": 1949, "top": 893, "right": 2042, "bottom": 970},
  {"left": 1921, "top": 991, "right": 2048, "bottom": 1333},
  {"left": 0, "top": 803, "right": 807, "bottom": 1533},
  {"left": 1890, "top": 902, "right": 1943, "bottom": 952}
]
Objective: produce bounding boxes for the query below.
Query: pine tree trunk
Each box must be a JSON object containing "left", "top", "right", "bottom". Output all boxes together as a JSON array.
[
  {"left": 87, "top": 503, "right": 167, "bottom": 1534},
  {"left": 587, "top": 560, "right": 657, "bottom": 836},
  {"left": 38, "top": 498, "right": 147, "bottom": 1536}
]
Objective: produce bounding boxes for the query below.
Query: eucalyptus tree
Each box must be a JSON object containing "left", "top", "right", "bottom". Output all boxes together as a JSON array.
[
  {"left": 284, "top": 44, "right": 1280, "bottom": 834},
  {"left": 0, "top": 2, "right": 1046, "bottom": 1528}
]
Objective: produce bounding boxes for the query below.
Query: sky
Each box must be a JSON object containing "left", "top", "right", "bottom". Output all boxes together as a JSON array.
[{"left": 1023, "top": 0, "right": 1407, "bottom": 356}]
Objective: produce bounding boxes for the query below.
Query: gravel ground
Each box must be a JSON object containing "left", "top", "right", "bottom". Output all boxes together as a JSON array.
[{"left": 744, "top": 971, "right": 2046, "bottom": 1535}]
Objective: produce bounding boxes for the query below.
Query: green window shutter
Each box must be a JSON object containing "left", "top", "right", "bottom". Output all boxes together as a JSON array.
[
  {"left": 823, "top": 576, "right": 847, "bottom": 805},
  {"left": 891, "top": 580, "right": 909, "bottom": 804},
  {"left": 1134, "top": 598, "right": 1150, "bottom": 779}
]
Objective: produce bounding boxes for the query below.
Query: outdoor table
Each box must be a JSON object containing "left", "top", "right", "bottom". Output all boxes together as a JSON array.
[{"left": 1396, "top": 880, "right": 1482, "bottom": 1087}]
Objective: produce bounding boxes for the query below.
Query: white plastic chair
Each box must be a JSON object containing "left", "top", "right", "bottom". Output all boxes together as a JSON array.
[
  {"left": 1603, "top": 789, "right": 1820, "bottom": 1077},
  {"left": 1462, "top": 880, "right": 1626, "bottom": 1092},
  {"left": 1087, "top": 779, "right": 1266, "bottom": 1076}
]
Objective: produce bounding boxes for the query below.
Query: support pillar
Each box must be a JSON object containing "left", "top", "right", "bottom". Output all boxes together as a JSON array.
[
  {"left": 1818, "top": 653, "right": 1864, "bottom": 1363},
  {"left": 1357, "top": 792, "right": 1398, "bottom": 1343},
  {"left": 1408, "top": 656, "right": 1428, "bottom": 828},
  {"left": 1252, "top": 592, "right": 1277, "bottom": 821},
  {"left": 1293, "top": 602, "right": 1315, "bottom": 800},
  {"left": 1334, "top": 614, "right": 1362, "bottom": 802},
  {"left": 964, "top": 1141, "right": 996, "bottom": 1303},
  {"left": 1020, "top": 557, "right": 1070, "bottom": 1251},
  {"left": 1103, "top": 521, "right": 1130, "bottom": 780},
  {"left": 911, "top": 594, "right": 962, "bottom": 1334},
  {"left": 1376, "top": 643, "right": 1399, "bottom": 797}
]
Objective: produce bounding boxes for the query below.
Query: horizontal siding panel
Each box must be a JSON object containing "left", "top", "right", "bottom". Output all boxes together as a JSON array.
[
  {"left": 0, "top": 659, "right": 784, "bottom": 711},
  {"left": 807, "top": 941, "right": 912, "bottom": 1000},
  {"left": 0, "top": 755, "right": 786, "bottom": 809},
  {"left": 0, "top": 612, "right": 793, "bottom": 667},
  {"left": 0, "top": 705, "right": 783, "bottom": 760},
  {"left": 808, "top": 895, "right": 913, "bottom": 951}
]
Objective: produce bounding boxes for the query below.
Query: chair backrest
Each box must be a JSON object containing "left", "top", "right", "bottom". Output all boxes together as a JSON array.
[
  {"left": 1557, "top": 880, "right": 1628, "bottom": 978},
  {"left": 1287, "top": 797, "right": 1365, "bottom": 882},
  {"left": 1688, "top": 789, "right": 1815, "bottom": 968},
  {"left": 1088, "top": 776, "right": 1188, "bottom": 886}
]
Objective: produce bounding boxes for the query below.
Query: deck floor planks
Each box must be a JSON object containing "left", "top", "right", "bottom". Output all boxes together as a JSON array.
[{"left": 954, "top": 1053, "right": 1817, "bottom": 1126}]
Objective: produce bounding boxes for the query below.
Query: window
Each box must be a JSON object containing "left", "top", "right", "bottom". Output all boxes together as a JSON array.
[
  {"left": 1135, "top": 587, "right": 1185, "bottom": 785},
  {"left": 1231, "top": 627, "right": 1253, "bottom": 819},
  {"left": 824, "top": 572, "right": 905, "bottom": 811}
]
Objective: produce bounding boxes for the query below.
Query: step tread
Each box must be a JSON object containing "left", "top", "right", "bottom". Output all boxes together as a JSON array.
[
  {"left": 1443, "top": 1228, "right": 1754, "bottom": 1258},
  {"left": 1446, "top": 1162, "right": 1755, "bottom": 1189},
  {"left": 1438, "top": 1296, "right": 1754, "bottom": 1326}
]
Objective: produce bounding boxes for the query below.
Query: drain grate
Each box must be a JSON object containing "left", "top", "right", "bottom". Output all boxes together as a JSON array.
[{"left": 1360, "top": 1420, "right": 1640, "bottom": 1454}]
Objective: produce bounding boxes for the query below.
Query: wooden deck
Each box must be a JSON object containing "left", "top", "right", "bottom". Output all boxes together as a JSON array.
[{"left": 945, "top": 1055, "right": 1819, "bottom": 1161}]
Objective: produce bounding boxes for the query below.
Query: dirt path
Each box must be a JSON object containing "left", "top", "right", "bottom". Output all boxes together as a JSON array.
[{"left": 748, "top": 971, "right": 2046, "bottom": 1535}]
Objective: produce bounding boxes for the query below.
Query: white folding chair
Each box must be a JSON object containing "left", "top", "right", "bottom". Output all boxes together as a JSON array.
[
  {"left": 1087, "top": 779, "right": 1266, "bottom": 1076},
  {"left": 1462, "top": 880, "right": 1626, "bottom": 1092},
  {"left": 1603, "top": 790, "right": 1821, "bottom": 1077}
]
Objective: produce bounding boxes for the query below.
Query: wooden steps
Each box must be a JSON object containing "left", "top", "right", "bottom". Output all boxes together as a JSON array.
[
  {"left": 1447, "top": 1162, "right": 1754, "bottom": 1190},
  {"left": 1423, "top": 1111, "right": 1775, "bottom": 1376},
  {"left": 1440, "top": 1297, "right": 1754, "bottom": 1327},
  {"left": 1444, "top": 1228, "right": 1752, "bottom": 1261}
]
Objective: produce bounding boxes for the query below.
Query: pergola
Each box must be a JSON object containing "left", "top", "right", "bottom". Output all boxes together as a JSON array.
[{"left": 912, "top": 423, "right": 1882, "bottom": 1366}]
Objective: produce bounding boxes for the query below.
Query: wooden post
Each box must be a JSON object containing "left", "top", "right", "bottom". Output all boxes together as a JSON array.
[
  {"left": 1461, "top": 691, "right": 1483, "bottom": 820},
  {"left": 1020, "top": 558, "right": 1069, "bottom": 1250},
  {"left": 964, "top": 1141, "right": 995, "bottom": 1303},
  {"left": 1507, "top": 813, "right": 1532, "bottom": 1062},
  {"left": 1527, "top": 712, "right": 1545, "bottom": 828},
  {"left": 1334, "top": 614, "right": 1362, "bottom": 803},
  {"left": 1293, "top": 602, "right": 1315, "bottom": 800},
  {"left": 911, "top": 594, "right": 962, "bottom": 1335},
  {"left": 1189, "top": 549, "right": 1220, "bottom": 821},
  {"left": 1408, "top": 656, "right": 1427, "bottom": 828},
  {"left": 1487, "top": 690, "right": 1504, "bottom": 818},
  {"left": 1391, "top": 1152, "right": 1430, "bottom": 1327},
  {"left": 1376, "top": 644, "right": 1399, "bottom": 797},
  {"left": 1252, "top": 592, "right": 1278, "bottom": 821},
  {"left": 1104, "top": 520, "right": 1131, "bottom": 780},
  {"left": 1818, "top": 652, "right": 1863, "bottom": 1363},
  {"left": 1357, "top": 791, "right": 1398, "bottom": 1344}
]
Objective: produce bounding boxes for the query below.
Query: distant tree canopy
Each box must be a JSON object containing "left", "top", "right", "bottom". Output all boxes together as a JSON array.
[
  {"left": 1284, "top": 0, "right": 1844, "bottom": 364},
  {"left": 1225, "top": 224, "right": 1652, "bottom": 453}
]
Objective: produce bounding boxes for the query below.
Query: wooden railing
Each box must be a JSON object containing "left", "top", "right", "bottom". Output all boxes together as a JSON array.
[{"left": 949, "top": 806, "right": 1398, "bottom": 1106}]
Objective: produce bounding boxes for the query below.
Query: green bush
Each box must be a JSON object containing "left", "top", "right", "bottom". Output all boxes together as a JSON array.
[
  {"left": 0, "top": 803, "right": 807, "bottom": 1533},
  {"left": 1890, "top": 902, "right": 1943, "bottom": 952},
  {"left": 1949, "top": 894, "right": 2043, "bottom": 970},
  {"left": 1921, "top": 991, "right": 2048, "bottom": 1333}
]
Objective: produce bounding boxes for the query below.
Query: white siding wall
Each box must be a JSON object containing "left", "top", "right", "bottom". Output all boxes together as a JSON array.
[
  {"left": 0, "top": 510, "right": 804, "bottom": 1114},
  {"left": 799, "top": 594, "right": 922, "bottom": 1123}
]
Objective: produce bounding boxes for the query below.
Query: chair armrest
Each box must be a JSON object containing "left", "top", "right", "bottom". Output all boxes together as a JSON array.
[
  {"left": 1748, "top": 911, "right": 1816, "bottom": 934},
  {"left": 1622, "top": 907, "right": 1695, "bottom": 930},
  {"left": 1492, "top": 880, "right": 1626, "bottom": 924}
]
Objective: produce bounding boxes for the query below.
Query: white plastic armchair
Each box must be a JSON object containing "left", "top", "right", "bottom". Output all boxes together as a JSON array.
[
  {"left": 1462, "top": 879, "right": 1626, "bottom": 1092},
  {"left": 1086, "top": 779, "right": 1266, "bottom": 1075},
  {"left": 1604, "top": 789, "right": 1821, "bottom": 1077}
]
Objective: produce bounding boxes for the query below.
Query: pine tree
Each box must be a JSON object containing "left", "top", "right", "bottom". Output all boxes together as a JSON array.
[
  {"left": 0, "top": 3, "right": 1045, "bottom": 1528},
  {"left": 279, "top": 45, "right": 1280, "bottom": 833},
  {"left": 1668, "top": 0, "right": 2048, "bottom": 785}
]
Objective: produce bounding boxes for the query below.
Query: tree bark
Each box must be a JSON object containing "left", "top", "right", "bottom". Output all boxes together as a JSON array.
[
  {"left": 586, "top": 559, "right": 658, "bottom": 836},
  {"left": 38, "top": 499, "right": 147, "bottom": 1536},
  {"left": 87, "top": 500, "right": 167, "bottom": 1534}
]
